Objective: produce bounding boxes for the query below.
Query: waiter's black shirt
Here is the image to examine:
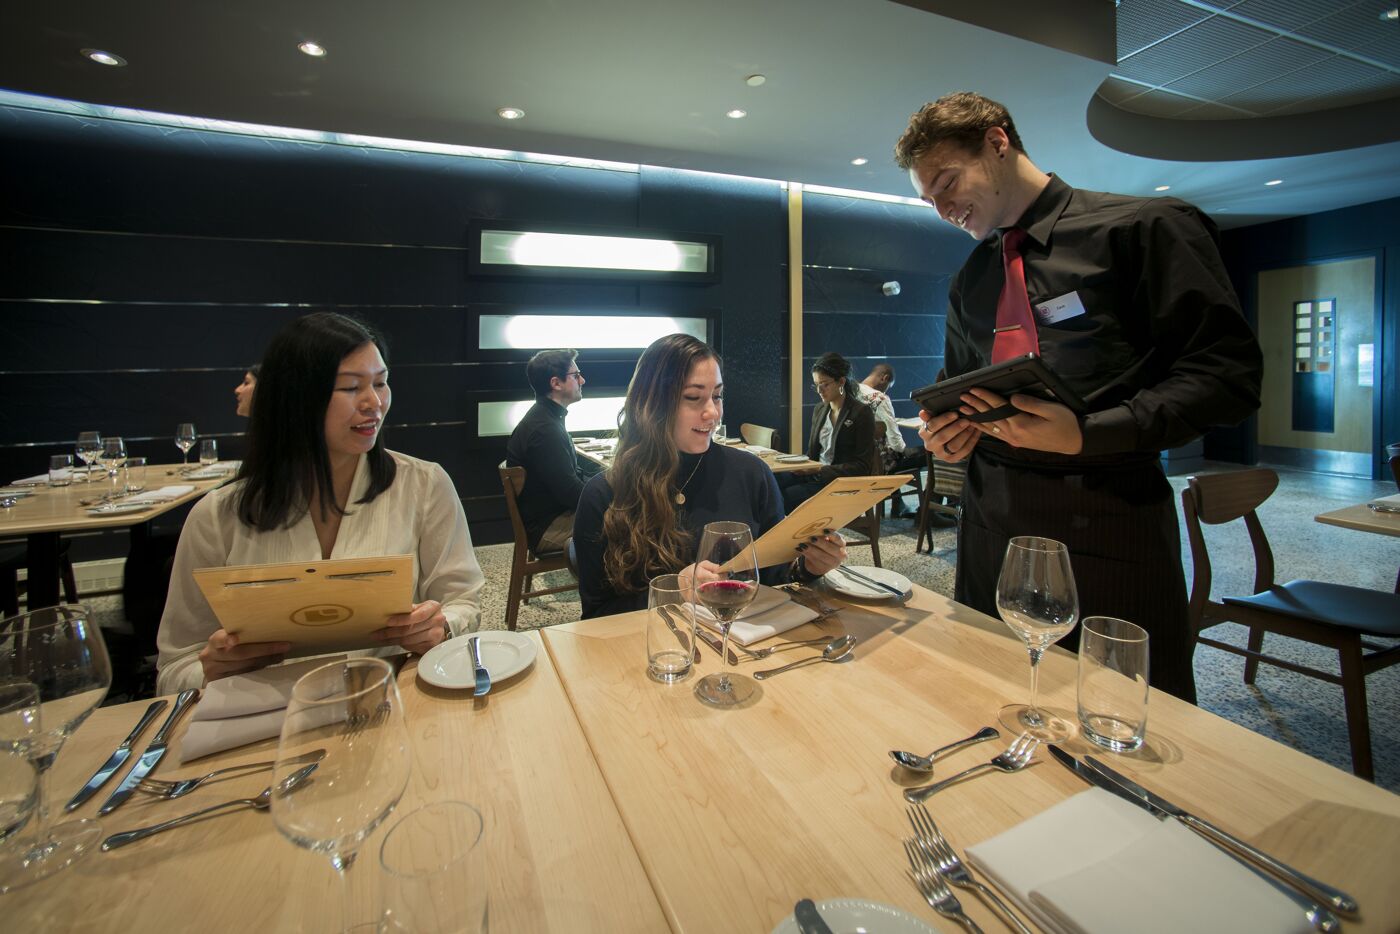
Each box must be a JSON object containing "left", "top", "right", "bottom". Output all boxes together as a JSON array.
[
  {"left": 946, "top": 175, "right": 1262, "bottom": 465},
  {"left": 504, "top": 398, "right": 601, "bottom": 550}
]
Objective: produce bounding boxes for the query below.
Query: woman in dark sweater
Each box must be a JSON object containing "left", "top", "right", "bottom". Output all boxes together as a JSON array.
[
  {"left": 574, "top": 334, "right": 846, "bottom": 618},
  {"left": 777, "top": 351, "right": 878, "bottom": 511}
]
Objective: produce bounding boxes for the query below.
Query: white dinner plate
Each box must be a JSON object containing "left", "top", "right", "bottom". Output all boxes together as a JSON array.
[
  {"left": 823, "top": 565, "right": 913, "bottom": 600},
  {"left": 776, "top": 454, "right": 811, "bottom": 464},
  {"left": 86, "top": 502, "right": 155, "bottom": 516},
  {"left": 418, "top": 631, "right": 537, "bottom": 690},
  {"left": 770, "top": 899, "right": 937, "bottom": 934}
]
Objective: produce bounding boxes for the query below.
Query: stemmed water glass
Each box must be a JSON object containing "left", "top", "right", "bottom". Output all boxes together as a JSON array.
[
  {"left": 0, "top": 682, "right": 41, "bottom": 848},
  {"left": 272, "top": 657, "right": 410, "bottom": 932},
  {"left": 995, "top": 536, "right": 1079, "bottom": 742},
  {"left": 174, "top": 423, "right": 197, "bottom": 466},
  {"left": 74, "top": 431, "right": 102, "bottom": 482},
  {"left": 99, "top": 438, "right": 127, "bottom": 497},
  {"left": 0, "top": 606, "right": 113, "bottom": 892},
  {"left": 690, "top": 521, "right": 760, "bottom": 707}
]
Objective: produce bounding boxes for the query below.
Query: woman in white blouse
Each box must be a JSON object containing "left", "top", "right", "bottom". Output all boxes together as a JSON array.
[{"left": 156, "top": 313, "right": 484, "bottom": 693}]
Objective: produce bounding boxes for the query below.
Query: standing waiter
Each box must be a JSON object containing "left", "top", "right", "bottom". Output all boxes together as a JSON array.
[{"left": 894, "top": 92, "right": 1262, "bottom": 703}]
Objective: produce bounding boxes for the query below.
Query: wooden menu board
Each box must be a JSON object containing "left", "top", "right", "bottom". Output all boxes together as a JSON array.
[
  {"left": 725, "top": 475, "right": 908, "bottom": 571},
  {"left": 194, "top": 554, "right": 415, "bottom": 650}
]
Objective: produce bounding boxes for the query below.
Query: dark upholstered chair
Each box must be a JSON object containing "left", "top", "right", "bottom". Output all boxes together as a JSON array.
[
  {"left": 498, "top": 463, "right": 577, "bottom": 631},
  {"left": 1181, "top": 468, "right": 1400, "bottom": 780}
]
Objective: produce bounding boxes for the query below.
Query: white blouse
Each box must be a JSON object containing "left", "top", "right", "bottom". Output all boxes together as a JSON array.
[{"left": 156, "top": 451, "right": 484, "bottom": 694}]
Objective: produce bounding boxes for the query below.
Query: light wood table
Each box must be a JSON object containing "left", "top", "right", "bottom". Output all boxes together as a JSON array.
[
  {"left": 543, "top": 586, "right": 1400, "bottom": 933},
  {"left": 1314, "top": 501, "right": 1400, "bottom": 538},
  {"left": 575, "top": 440, "right": 821, "bottom": 476},
  {"left": 0, "top": 468, "right": 230, "bottom": 608},
  {"left": 6, "top": 632, "right": 667, "bottom": 933}
]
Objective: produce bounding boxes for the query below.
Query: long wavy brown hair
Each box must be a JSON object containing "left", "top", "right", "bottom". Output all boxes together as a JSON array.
[{"left": 601, "top": 334, "right": 720, "bottom": 595}]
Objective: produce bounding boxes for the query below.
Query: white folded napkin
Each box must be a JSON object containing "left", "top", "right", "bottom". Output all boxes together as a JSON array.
[
  {"left": 179, "top": 657, "right": 341, "bottom": 763},
  {"left": 966, "top": 788, "right": 1313, "bottom": 934},
  {"left": 743, "top": 445, "right": 774, "bottom": 455},
  {"left": 694, "top": 586, "right": 819, "bottom": 645},
  {"left": 11, "top": 474, "right": 49, "bottom": 486},
  {"left": 1368, "top": 493, "right": 1400, "bottom": 511},
  {"left": 122, "top": 484, "right": 196, "bottom": 504}
]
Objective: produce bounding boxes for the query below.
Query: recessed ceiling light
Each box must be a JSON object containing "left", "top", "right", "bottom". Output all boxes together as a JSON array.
[
  {"left": 82, "top": 49, "right": 126, "bottom": 67},
  {"left": 1154, "top": 185, "right": 1171, "bottom": 191},
  {"left": 297, "top": 41, "right": 327, "bottom": 57},
  {"left": 745, "top": 74, "right": 767, "bottom": 87},
  {"left": 1265, "top": 179, "right": 1283, "bottom": 186},
  {"left": 1381, "top": 7, "right": 1397, "bottom": 20},
  {"left": 497, "top": 107, "right": 525, "bottom": 120},
  {"left": 726, "top": 109, "right": 747, "bottom": 119},
  {"left": 851, "top": 157, "right": 869, "bottom": 166}
]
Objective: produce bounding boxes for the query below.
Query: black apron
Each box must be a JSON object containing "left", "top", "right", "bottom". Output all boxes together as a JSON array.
[{"left": 954, "top": 441, "right": 1196, "bottom": 704}]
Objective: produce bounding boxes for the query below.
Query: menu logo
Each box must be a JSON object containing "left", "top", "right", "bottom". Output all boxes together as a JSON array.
[
  {"left": 794, "top": 517, "right": 833, "bottom": 540},
  {"left": 291, "top": 604, "right": 353, "bottom": 626}
]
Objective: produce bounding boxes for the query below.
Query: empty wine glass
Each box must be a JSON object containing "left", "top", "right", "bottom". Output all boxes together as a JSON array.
[
  {"left": 690, "top": 521, "right": 760, "bottom": 707},
  {"left": 199, "top": 439, "right": 219, "bottom": 469},
  {"left": 272, "top": 658, "right": 410, "bottom": 932},
  {"left": 0, "top": 681, "right": 40, "bottom": 848},
  {"left": 0, "top": 606, "right": 113, "bottom": 892},
  {"left": 74, "top": 431, "right": 102, "bottom": 482},
  {"left": 995, "top": 536, "right": 1079, "bottom": 742},
  {"left": 99, "top": 438, "right": 127, "bottom": 496},
  {"left": 174, "top": 423, "right": 197, "bottom": 466}
]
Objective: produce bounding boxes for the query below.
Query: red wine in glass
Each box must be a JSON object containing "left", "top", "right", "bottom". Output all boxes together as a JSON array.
[
  {"left": 692, "top": 521, "right": 759, "bottom": 707},
  {"left": 698, "top": 579, "right": 756, "bottom": 623}
]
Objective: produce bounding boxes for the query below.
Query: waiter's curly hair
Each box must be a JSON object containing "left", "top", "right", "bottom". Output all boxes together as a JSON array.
[
  {"left": 601, "top": 334, "right": 720, "bottom": 595},
  {"left": 893, "top": 92, "right": 1026, "bottom": 169}
]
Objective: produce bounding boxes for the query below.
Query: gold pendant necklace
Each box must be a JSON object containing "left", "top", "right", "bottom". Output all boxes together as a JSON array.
[{"left": 674, "top": 450, "right": 707, "bottom": 505}]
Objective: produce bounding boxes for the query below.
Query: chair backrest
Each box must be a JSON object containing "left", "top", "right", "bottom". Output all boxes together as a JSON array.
[
  {"left": 498, "top": 462, "right": 530, "bottom": 559},
  {"left": 930, "top": 458, "right": 967, "bottom": 498},
  {"left": 740, "top": 423, "right": 775, "bottom": 448},
  {"left": 1180, "top": 469, "right": 1279, "bottom": 627},
  {"left": 1388, "top": 441, "right": 1400, "bottom": 490}
]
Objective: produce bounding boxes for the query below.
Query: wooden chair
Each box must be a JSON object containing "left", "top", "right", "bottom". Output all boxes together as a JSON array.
[
  {"left": 498, "top": 463, "right": 578, "bottom": 631},
  {"left": 873, "top": 439, "right": 924, "bottom": 521},
  {"left": 839, "top": 510, "right": 882, "bottom": 568},
  {"left": 916, "top": 456, "right": 965, "bottom": 553},
  {"left": 1181, "top": 468, "right": 1400, "bottom": 780},
  {"left": 740, "top": 423, "right": 776, "bottom": 448}
]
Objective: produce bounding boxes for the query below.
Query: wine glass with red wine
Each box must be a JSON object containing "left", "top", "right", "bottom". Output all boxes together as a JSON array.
[{"left": 690, "top": 521, "right": 759, "bottom": 707}]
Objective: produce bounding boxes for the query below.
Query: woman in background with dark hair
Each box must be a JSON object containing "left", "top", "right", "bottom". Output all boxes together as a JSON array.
[
  {"left": 156, "top": 312, "right": 483, "bottom": 693},
  {"left": 573, "top": 333, "right": 846, "bottom": 618},
  {"left": 234, "top": 364, "right": 260, "bottom": 417},
  {"left": 777, "top": 352, "right": 877, "bottom": 511}
]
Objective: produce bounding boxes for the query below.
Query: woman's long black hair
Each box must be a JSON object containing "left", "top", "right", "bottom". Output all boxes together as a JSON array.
[{"left": 235, "top": 312, "right": 397, "bottom": 531}]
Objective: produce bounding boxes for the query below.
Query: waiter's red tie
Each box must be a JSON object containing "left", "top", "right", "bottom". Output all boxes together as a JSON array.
[{"left": 990, "top": 228, "right": 1038, "bottom": 363}]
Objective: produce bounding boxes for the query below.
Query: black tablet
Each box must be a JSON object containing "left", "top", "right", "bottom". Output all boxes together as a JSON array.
[{"left": 909, "top": 354, "right": 1088, "bottom": 423}]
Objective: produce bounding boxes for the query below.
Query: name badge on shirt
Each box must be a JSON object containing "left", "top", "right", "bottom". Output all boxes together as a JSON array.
[{"left": 1034, "top": 290, "right": 1088, "bottom": 325}]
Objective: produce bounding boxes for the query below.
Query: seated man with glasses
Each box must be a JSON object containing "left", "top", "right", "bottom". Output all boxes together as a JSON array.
[{"left": 505, "top": 349, "right": 602, "bottom": 554}]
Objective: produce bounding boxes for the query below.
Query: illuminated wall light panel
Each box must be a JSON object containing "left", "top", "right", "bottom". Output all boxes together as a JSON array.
[
  {"left": 478, "top": 396, "right": 626, "bottom": 437},
  {"left": 479, "top": 314, "right": 707, "bottom": 350},
  {"left": 469, "top": 221, "right": 719, "bottom": 282}
]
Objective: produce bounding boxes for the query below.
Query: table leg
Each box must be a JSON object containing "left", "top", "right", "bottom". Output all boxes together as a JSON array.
[{"left": 24, "top": 532, "right": 62, "bottom": 610}]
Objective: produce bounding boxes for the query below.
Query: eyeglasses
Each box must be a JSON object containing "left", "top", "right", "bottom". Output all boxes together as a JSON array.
[
  {"left": 811, "top": 379, "right": 836, "bottom": 393},
  {"left": 565, "top": 370, "right": 583, "bottom": 381}
]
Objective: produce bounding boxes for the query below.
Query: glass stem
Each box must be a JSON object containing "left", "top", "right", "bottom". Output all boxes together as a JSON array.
[
  {"left": 1026, "top": 647, "right": 1046, "bottom": 721},
  {"left": 718, "top": 626, "right": 732, "bottom": 691},
  {"left": 34, "top": 756, "right": 52, "bottom": 838},
  {"left": 332, "top": 852, "right": 358, "bottom": 930}
]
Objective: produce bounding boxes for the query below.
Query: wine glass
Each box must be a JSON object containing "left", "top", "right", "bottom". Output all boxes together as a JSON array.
[
  {"left": 272, "top": 658, "right": 410, "bottom": 932},
  {"left": 99, "top": 438, "right": 127, "bottom": 497},
  {"left": 0, "top": 681, "right": 41, "bottom": 848},
  {"left": 174, "top": 423, "right": 197, "bottom": 466},
  {"left": 995, "top": 536, "right": 1079, "bottom": 742},
  {"left": 74, "top": 431, "right": 102, "bottom": 482},
  {"left": 0, "top": 606, "right": 113, "bottom": 892},
  {"left": 199, "top": 438, "right": 219, "bottom": 469},
  {"left": 690, "top": 521, "right": 760, "bottom": 707}
]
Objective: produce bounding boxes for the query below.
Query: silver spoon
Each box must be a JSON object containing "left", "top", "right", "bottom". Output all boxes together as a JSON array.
[
  {"left": 752, "top": 636, "right": 856, "bottom": 680},
  {"left": 889, "top": 726, "right": 1000, "bottom": 773},
  {"left": 100, "top": 762, "right": 318, "bottom": 850}
]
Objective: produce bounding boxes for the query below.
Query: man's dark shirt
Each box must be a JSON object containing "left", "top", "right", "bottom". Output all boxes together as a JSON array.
[
  {"left": 945, "top": 174, "right": 1262, "bottom": 464},
  {"left": 505, "top": 398, "right": 601, "bottom": 551}
]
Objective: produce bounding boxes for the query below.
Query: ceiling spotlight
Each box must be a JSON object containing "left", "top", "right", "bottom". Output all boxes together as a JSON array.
[
  {"left": 1381, "top": 7, "right": 1397, "bottom": 20},
  {"left": 746, "top": 74, "right": 767, "bottom": 87},
  {"left": 1265, "top": 179, "right": 1283, "bottom": 186},
  {"left": 726, "top": 109, "right": 747, "bottom": 119},
  {"left": 1154, "top": 185, "right": 1170, "bottom": 191},
  {"left": 82, "top": 49, "right": 126, "bottom": 67},
  {"left": 297, "top": 41, "right": 327, "bottom": 57},
  {"left": 851, "top": 157, "right": 869, "bottom": 166},
  {"left": 497, "top": 107, "right": 525, "bottom": 120}
]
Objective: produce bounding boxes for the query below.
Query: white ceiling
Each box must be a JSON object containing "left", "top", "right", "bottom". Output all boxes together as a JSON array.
[{"left": 2, "top": 0, "right": 1398, "bottom": 228}]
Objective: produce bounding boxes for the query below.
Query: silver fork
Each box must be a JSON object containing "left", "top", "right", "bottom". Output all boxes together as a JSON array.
[
  {"left": 903, "top": 838, "right": 984, "bottom": 933},
  {"left": 136, "top": 748, "right": 326, "bottom": 799},
  {"left": 731, "top": 631, "right": 840, "bottom": 661},
  {"left": 907, "top": 803, "right": 1032, "bottom": 934},
  {"left": 903, "top": 733, "right": 1039, "bottom": 803}
]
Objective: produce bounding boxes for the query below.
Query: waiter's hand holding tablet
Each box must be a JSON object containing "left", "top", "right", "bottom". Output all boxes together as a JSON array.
[{"left": 912, "top": 353, "right": 1088, "bottom": 461}]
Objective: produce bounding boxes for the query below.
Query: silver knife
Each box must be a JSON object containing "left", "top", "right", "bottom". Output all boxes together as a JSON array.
[
  {"left": 691, "top": 623, "right": 740, "bottom": 666},
  {"left": 65, "top": 698, "right": 168, "bottom": 811},
  {"left": 793, "top": 899, "right": 835, "bottom": 934},
  {"left": 835, "top": 565, "right": 906, "bottom": 598},
  {"left": 657, "top": 606, "right": 701, "bottom": 664},
  {"left": 468, "top": 637, "right": 491, "bottom": 697},
  {"left": 98, "top": 689, "right": 199, "bottom": 815},
  {"left": 1049, "top": 747, "right": 1345, "bottom": 932}
]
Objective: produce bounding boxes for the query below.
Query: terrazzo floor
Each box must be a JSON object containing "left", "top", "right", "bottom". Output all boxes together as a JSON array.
[{"left": 89, "top": 462, "right": 1400, "bottom": 790}]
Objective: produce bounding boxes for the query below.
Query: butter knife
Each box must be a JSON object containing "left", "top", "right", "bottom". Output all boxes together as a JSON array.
[
  {"left": 65, "top": 698, "right": 168, "bottom": 811},
  {"left": 657, "top": 606, "right": 701, "bottom": 664},
  {"left": 794, "top": 899, "right": 835, "bottom": 934},
  {"left": 1082, "top": 753, "right": 1358, "bottom": 917},
  {"left": 835, "top": 565, "right": 906, "bottom": 598},
  {"left": 468, "top": 637, "right": 491, "bottom": 697},
  {"left": 1049, "top": 747, "right": 1346, "bottom": 931},
  {"left": 691, "top": 621, "right": 739, "bottom": 666},
  {"left": 98, "top": 689, "right": 199, "bottom": 815}
]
